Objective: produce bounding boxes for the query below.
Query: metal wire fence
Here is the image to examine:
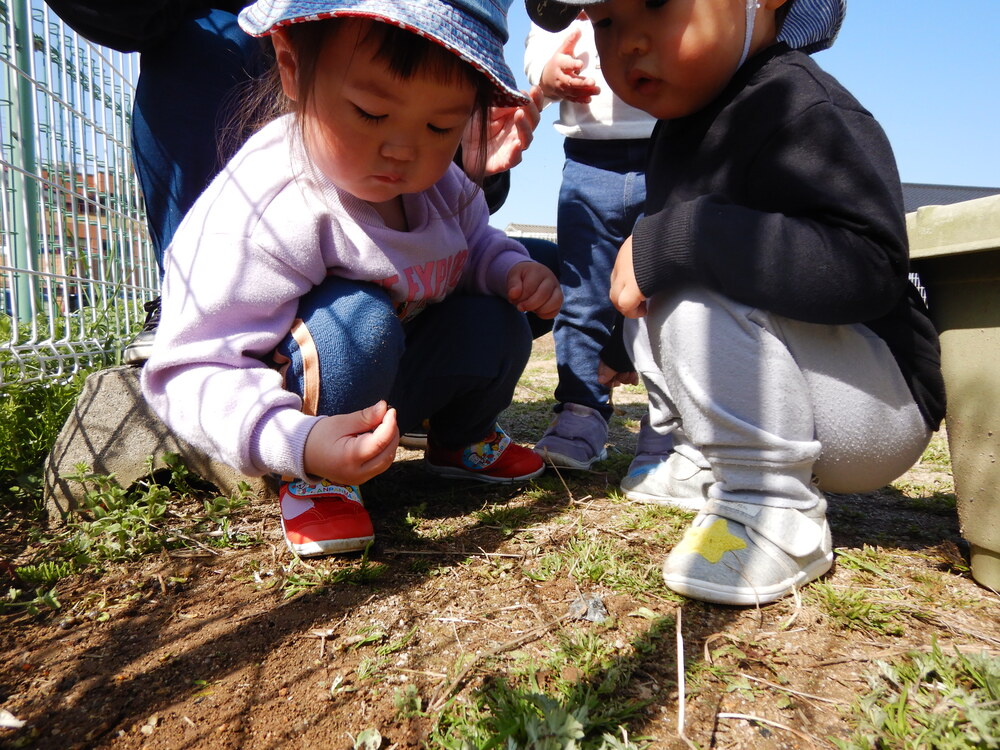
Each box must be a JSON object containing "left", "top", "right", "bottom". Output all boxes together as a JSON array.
[{"left": 0, "top": 0, "right": 155, "bottom": 390}]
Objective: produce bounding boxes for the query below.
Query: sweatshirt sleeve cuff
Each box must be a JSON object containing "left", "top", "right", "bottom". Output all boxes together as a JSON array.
[
  {"left": 632, "top": 202, "right": 698, "bottom": 297},
  {"left": 485, "top": 246, "right": 532, "bottom": 299},
  {"left": 249, "top": 407, "right": 322, "bottom": 480}
]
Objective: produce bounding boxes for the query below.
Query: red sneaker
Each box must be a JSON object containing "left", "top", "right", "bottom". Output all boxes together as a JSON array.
[
  {"left": 279, "top": 480, "right": 374, "bottom": 557},
  {"left": 425, "top": 425, "right": 545, "bottom": 483}
]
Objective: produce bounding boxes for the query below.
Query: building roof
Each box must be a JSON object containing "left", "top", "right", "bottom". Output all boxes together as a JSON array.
[
  {"left": 503, "top": 223, "right": 556, "bottom": 240},
  {"left": 504, "top": 184, "right": 1000, "bottom": 238},
  {"left": 902, "top": 183, "right": 1000, "bottom": 213}
]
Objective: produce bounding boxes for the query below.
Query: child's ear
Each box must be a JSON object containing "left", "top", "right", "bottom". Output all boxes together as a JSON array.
[{"left": 271, "top": 29, "right": 299, "bottom": 102}]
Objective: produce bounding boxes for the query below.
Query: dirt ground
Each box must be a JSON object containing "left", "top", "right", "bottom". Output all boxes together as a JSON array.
[{"left": 2, "top": 334, "right": 998, "bottom": 749}]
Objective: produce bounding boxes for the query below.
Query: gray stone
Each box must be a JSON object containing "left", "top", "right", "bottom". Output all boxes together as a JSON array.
[{"left": 43, "top": 366, "right": 276, "bottom": 526}]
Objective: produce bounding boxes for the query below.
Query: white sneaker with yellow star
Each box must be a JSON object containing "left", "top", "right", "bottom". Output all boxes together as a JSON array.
[{"left": 662, "top": 491, "right": 833, "bottom": 605}]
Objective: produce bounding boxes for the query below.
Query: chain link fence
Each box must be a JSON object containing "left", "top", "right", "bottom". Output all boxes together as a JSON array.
[{"left": 0, "top": 0, "right": 155, "bottom": 389}]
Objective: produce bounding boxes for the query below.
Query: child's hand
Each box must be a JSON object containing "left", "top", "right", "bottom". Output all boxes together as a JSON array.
[
  {"left": 302, "top": 401, "right": 399, "bottom": 486},
  {"left": 539, "top": 27, "right": 600, "bottom": 103},
  {"left": 610, "top": 235, "right": 648, "bottom": 318},
  {"left": 598, "top": 360, "right": 639, "bottom": 388},
  {"left": 507, "top": 261, "right": 562, "bottom": 319}
]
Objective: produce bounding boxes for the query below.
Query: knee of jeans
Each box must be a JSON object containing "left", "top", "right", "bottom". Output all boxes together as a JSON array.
[
  {"left": 447, "top": 295, "right": 531, "bottom": 365},
  {"left": 304, "top": 283, "right": 404, "bottom": 366}
]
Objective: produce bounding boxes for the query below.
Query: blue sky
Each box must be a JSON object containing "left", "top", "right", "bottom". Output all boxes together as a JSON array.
[{"left": 489, "top": 2, "right": 1000, "bottom": 230}]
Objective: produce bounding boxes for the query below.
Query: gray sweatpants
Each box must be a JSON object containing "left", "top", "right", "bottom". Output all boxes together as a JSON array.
[{"left": 626, "top": 286, "right": 931, "bottom": 510}]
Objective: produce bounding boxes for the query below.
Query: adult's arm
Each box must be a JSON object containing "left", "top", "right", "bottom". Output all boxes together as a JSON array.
[{"left": 42, "top": 1, "right": 245, "bottom": 51}]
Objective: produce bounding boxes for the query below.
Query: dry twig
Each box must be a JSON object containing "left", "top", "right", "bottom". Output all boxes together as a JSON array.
[
  {"left": 676, "top": 608, "right": 699, "bottom": 750},
  {"left": 717, "top": 712, "right": 832, "bottom": 748}
]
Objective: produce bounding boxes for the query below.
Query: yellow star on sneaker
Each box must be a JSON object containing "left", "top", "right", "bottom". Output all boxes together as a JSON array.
[{"left": 674, "top": 518, "right": 746, "bottom": 564}]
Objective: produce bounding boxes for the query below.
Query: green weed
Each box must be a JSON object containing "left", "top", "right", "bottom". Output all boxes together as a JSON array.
[
  {"left": 836, "top": 639, "right": 1000, "bottom": 749},
  {"left": 475, "top": 503, "right": 536, "bottom": 536},
  {"left": 2, "top": 457, "right": 258, "bottom": 616},
  {"left": 0, "top": 372, "right": 89, "bottom": 506},
  {"left": 565, "top": 534, "right": 663, "bottom": 595},
  {"left": 393, "top": 684, "right": 426, "bottom": 719},
  {"left": 275, "top": 544, "right": 387, "bottom": 598},
  {"left": 809, "top": 583, "right": 906, "bottom": 636},
  {"left": 430, "top": 617, "right": 671, "bottom": 749}
]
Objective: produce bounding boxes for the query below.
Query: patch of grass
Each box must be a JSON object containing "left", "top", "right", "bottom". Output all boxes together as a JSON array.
[
  {"left": 350, "top": 625, "right": 418, "bottom": 684},
  {"left": 393, "top": 684, "right": 427, "bottom": 719},
  {"left": 598, "top": 452, "right": 633, "bottom": 481},
  {"left": 919, "top": 433, "right": 952, "bottom": 469},
  {"left": 474, "top": 502, "right": 537, "bottom": 536},
  {"left": 269, "top": 544, "right": 388, "bottom": 598},
  {"left": 564, "top": 533, "right": 664, "bottom": 596},
  {"left": 0, "top": 372, "right": 89, "bottom": 507},
  {"left": 618, "top": 502, "right": 692, "bottom": 543},
  {"left": 434, "top": 687, "right": 649, "bottom": 749},
  {"left": 2, "top": 456, "right": 259, "bottom": 617},
  {"left": 523, "top": 551, "right": 566, "bottom": 582},
  {"left": 836, "top": 639, "right": 1000, "bottom": 749},
  {"left": 686, "top": 634, "right": 791, "bottom": 704},
  {"left": 835, "top": 546, "right": 895, "bottom": 582},
  {"left": 430, "top": 616, "right": 673, "bottom": 749},
  {"left": 904, "top": 491, "right": 958, "bottom": 515},
  {"left": 808, "top": 583, "right": 907, "bottom": 636}
]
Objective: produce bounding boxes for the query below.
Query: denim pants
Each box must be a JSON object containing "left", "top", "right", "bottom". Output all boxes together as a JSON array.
[
  {"left": 132, "top": 9, "right": 269, "bottom": 267},
  {"left": 273, "top": 277, "right": 533, "bottom": 450},
  {"left": 553, "top": 137, "right": 647, "bottom": 420}
]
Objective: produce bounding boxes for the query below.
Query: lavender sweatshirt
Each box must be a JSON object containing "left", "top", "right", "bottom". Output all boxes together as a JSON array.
[{"left": 141, "top": 115, "right": 530, "bottom": 479}]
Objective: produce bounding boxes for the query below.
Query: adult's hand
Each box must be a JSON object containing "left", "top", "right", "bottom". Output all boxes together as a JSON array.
[{"left": 463, "top": 85, "right": 544, "bottom": 176}]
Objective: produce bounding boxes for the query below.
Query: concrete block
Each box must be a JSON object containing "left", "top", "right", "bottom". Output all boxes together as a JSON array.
[
  {"left": 909, "top": 194, "right": 1000, "bottom": 592},
  {"left": 43, "top": 366, "right": 276, "bottom": 526}
]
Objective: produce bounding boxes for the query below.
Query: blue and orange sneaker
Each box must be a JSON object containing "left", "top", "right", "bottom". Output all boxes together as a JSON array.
[
  {"left": 279, "top": 480, "right": 374, "bottom": 557},
  {"left": 424, "top": 425, "right": 545, "bottom": 484}
]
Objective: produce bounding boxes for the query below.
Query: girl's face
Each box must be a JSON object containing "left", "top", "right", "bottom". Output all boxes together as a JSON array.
[
  {"left": 586, "top": 0, "right": 780, "bottom": 120},
  {"left": 274, "top": 20, "right": 476, "bottom": 206}
]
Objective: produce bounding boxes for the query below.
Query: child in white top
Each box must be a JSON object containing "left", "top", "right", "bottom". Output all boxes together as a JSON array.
[
  {"left": 142, "top": 0, "right": 562, "bottom": 557},
  {"left": 525, "top": 16, "right": 656, "bottom": 470}
]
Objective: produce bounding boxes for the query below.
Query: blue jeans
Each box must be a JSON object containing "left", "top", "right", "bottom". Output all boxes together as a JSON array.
[
  {"left": 553, "top": 137, "right": 647, "bottom": 420},
  {"left": 273, "top": 277, "right": 532, "bottom": 449},
  {"left": 132, "top": 9, "right": 268, "bottom": 267}
]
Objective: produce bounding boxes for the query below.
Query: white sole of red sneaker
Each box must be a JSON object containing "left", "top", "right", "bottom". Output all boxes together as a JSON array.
[
  {"left": 399, "top": 432, "right": 428, "bottom": 449},
  {"left": 423, "top": 460, "right": 545, "bottom": 484},
  {"left": 281, "top": 519, "right": 374, "bottom": 557}
]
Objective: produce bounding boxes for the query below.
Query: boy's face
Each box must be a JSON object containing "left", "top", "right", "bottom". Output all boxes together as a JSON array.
[{"left": 586, "top": 0, "right": 779, "bottom": 120}]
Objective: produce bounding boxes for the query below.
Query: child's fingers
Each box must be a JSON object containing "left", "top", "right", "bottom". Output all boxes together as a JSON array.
[
  {"left": 557, "top": 26, "right": 582, "bottom": 57},
  {"left": 507, "top": 277, "right": 524, "bottom": 304},
  {"left": 334, "top": 408, "right": 398, "bottom": 483},
  {"left": 352, "top": 429, "right": 399, "bottom": 479},
  {"left": 515, "top": 283, "right": 562, "bottom": 317}
]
